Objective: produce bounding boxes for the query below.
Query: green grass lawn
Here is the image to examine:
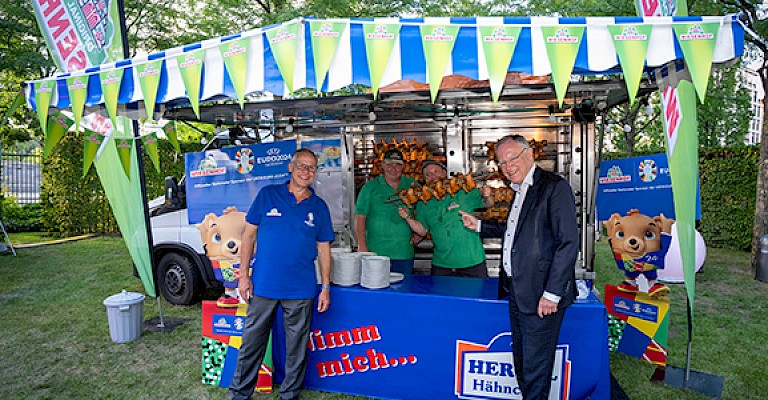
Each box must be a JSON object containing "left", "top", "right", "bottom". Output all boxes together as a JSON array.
[{"left": 0, "top": 236, "right": 766, "bottom": 399}]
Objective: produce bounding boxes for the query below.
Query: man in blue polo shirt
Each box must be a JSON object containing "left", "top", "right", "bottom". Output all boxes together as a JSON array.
[{"left": 229, "top": 148, "right": 334, "bottom": 400}]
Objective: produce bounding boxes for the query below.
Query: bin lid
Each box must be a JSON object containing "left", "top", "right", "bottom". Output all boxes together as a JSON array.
[{"left": 103, "top": 290, "right": 146, "bottom": 307}]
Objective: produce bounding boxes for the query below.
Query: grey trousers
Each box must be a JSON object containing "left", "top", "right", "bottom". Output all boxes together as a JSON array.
[{"left": 229, "top": 296, "right": 314, "bottom": 400}]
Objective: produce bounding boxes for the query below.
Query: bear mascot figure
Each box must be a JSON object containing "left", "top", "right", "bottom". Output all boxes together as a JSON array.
[
  {"left": 197, "top": 206, "right": 252, "bottom": 308},
  {"left": 604, "top": 209, "right": 674, "bottom": 298}
]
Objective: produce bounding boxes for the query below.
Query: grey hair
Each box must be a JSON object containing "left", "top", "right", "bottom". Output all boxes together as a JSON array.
[
  {"left": 291, "top": 148, "right": 318, "bottom": 164},
  {"left": 496, "top": 134, "right": 530, "bottom": 149}
]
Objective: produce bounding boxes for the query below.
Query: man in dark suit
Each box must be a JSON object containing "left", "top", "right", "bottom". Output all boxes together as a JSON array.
[{"left": 460, "top": 134, "right": 578, "bottom": 400}]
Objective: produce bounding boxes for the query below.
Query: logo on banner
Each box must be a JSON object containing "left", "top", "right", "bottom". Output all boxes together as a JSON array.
[
  {"left": 678, "top": 25, "right": 714, "bottom": 41},
  {"left": 613, "top": 299, "right": 659, "bottom": 322},
  {"left": 483, "top": 28, "right": 516, "bottom": 42},
  {"left": 212, "top": 314, "right": 245, "bottom": 336},
  {"left": 69, "top": 77, "right": 87, "bottom": 90},
  {"left": 637, "top": 0, "right": 676, "bottom": 16},
  {"left": 614, "top": 26, "right": 647, "bottom": 41},
  {"left": 661, "top": 86, "right": 681, "bottom": 155},
  {"left": 638, "top": 159, "right": 658, "bottom": 182},
  {"left": 546, "top": 28, "right": 578, "bottom": 43},
  {"left": 191, "top": 154, "right": 227, "bottom": 177},
  {"left": 425, "top": 27, "right": 453, "bottom": 41},
  {"left": 101, "top": 71, "right": 121, "bottom": 84},
  {"left": 180, "top": 53, "right": 201, "bottom": 68},
  {"left": 367, "top": 24, "right": 395, "bottom": 39},
  {"left": 455, "top": 333, "right": 570, "bottom": 399},
  {"left": 599, "top": 165, "right": 632, "bottom": 184},
  {"left": 139, "top": 64, "right": 160, "bottom": 77},
  {"left": 236, "top": 148, "right": 254, "bottom": 173},
  {"left": 258, "top": 147, "right": 291, "bottom": 166},
  {"left": 313, "top": 23, "right": 340, "bottom": 37},
  {"left": 223, "top": 42, "right": 246, "bottom": 57},
  {"left": 270, "top": 28, "right": 296, "bottom": 44}
]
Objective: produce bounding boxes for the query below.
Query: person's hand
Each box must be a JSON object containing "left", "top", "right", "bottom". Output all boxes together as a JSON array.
[
  {"left": 458, "top": 210, "right": 478, "bottom": 230},
  {"left": 238, "top": 278, "right": 253, "bottom": 303},
  {"left": 538, "top": 297, "right": 558, "bottom": 318},
  {"left": 317, "top": 289, "right": 330, "bottom": 312},
  {"left": 398, "top": 207, "right": 412, "bottom": 221},
  {"left": 410, "top": 232, "right": 425, "bottom": 245}
]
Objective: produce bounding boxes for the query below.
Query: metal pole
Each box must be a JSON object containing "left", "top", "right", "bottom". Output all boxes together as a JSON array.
[
  {"left": 116, "top": 0, "right": 164, "bottom": 328},
  {"left": 685, "top": 295, "right": 693, "bottom": 388}
]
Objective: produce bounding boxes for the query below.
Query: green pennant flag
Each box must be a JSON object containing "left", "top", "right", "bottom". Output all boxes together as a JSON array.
[
  {"left": 115, "top": 138, "right": 133, "bottom": 178},
  {"left": 363, "top": 23, "right": 401, "bottom": 101},
  {"left": 142, "top": 132, "right": 161, "bottom": 173},
  {"left": 541, "top": 26, "right": 585, "bottom": 108},
  {"left": 66, "top": 75, "right": 89, "bottom": 132},
  {"left": 266, "top": 22, "right": 300, "bottom": 95},
  {"left": 44, "top": 112, "right": 73, "bottom": 158},
  {"left": 34, "top": 81, "right": 55, "bottom": 135},
  {"left": 673, "top": 22, "right": 719, "bottom": 103},
  {"left": 164, "top": 120, "right": 181, "bottom": 153},
  {"left": 136, "top": 59, "right": 164, "bottom": 121},
  {"left": 660, "top": 80, "right": 699, "bottom": 312},
  {"left": 310, "top": 20, "right": 347, "bottom": 92},
  {"left": 219, "top": 37, "right": 251, "bottom": 108},
  {"left": 176, "top": 50, "right": 204, "bottom": 119},
  {"left": 479, "top": 25, "right": 521, "bottom": 106},
  {"left": 1, "top": 92, "right": 25, "bottom": 129},
  {"left": 420, "top": 25, "right": 461, "bottom": 103},
  {"left": 83, "top": 128, "right": 108, "bottom": 176},
  {"left": 100, "top": 68, "right": 124, "bottom": 127},
  {"left": 608, "top": 24, "right": 652, "bottom": 106}
]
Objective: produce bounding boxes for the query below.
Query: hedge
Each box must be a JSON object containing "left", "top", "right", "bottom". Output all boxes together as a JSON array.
[{"left": 39, "top": 135, "right": 200, "bottom": 236}]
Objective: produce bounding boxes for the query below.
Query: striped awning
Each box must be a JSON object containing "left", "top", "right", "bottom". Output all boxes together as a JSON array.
[{"left": 25, "top": 15, "right": 745, "bottom": 114}]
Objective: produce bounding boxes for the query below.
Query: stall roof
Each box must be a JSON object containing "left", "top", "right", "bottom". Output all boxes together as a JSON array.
[{"left": 25, "top": 15, "right": 744, "bottom": 116}]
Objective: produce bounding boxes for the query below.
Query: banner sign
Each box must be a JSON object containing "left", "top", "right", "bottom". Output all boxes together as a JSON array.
[
  {"left": 596, "top": 153, "right": 700, "bottom": 221},
  {"left": 605, "top": 284, "right": 670, "bottom": 367},
  {"left": 269, "top": 278, "right": 610, "bottom": 400},
  {"left": 184, "top": 140, "right": 295, "bottom": 224},
  {"left": 31, "top": 0, "right": 124, "bottom": 73}
]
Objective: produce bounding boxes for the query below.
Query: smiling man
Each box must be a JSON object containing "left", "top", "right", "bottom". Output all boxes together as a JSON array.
[
  {"left": 229, "top": 148, "right": 334, "bottom": 400},
  {"left": 459, "top": 134, "right": 578, "bottom": 400}
]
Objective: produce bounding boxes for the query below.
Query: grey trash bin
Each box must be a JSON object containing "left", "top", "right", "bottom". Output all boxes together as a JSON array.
[{"left": 103, "top": 290, "right": 145, "bottom": 343}]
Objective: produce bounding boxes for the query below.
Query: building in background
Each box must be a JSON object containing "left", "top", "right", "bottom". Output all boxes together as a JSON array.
[{"left": 741, "top": 66, "right": 765, "bottom": 145}]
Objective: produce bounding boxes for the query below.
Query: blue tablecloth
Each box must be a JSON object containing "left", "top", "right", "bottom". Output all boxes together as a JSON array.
[{"left": 272, "top": 275, "right": 609, "bottom": 400}]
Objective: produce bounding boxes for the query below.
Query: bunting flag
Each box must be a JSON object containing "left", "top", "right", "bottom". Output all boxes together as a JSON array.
[
  {"left": 136, "top": 59, "right": 164, "bottom": 121},
  {"left": 541, "top": 26, "right": 585, "bottom": 108},
  {"left": 44, "top": 112, "right": 74, "bottom": 158},
  {"left": 115, "top": 138, "right": 133, "bottom": 178},
  {"left": 608, "top": 24, "right": 652, "bottom": 106},
  {"left": 660, "top": 78, "right": 699, "bottom": 313},
  {"left": 478, "top": 25, "right": 521, "bottom": 105},
  {"left": 363, "top": 23, "right": 401, "bottom": 101},
  {"left": 142, "top": 132, "right": 161, "bottom": 173},
  {"left": 420, "top": 24, "right": 461, "bottom": 103},
  {"left": 1, "top": 92, "right": 25, "bottom": 129},
  {"left": 310, "top": 21, "right": 347, "bottom": 92},
  {"left": 34, "top": 81, "right": 55, "bottom": 135},
  {"left": 266, "top": 21, "right": 300, "bottom": 95},
  {"left": 219, "top": 37, "right": 251, "bottom": 108},
  {"left": 66, "top": 76, "right": 89, "bottom": 132},
  {"left": 100, "top": 69, "right": 124, "bottom": 126},
  {"left": 673, "top": 23, "right": 719, "bottom": 103},
  {"left": 176, "top": 49, "right": 204, "bottom": 119},
  {"left": 164, "top": 120, "right": 181, "bottom": 153},
  {"left": 83, "top": 129, "right": 108, "bottom": 176}
]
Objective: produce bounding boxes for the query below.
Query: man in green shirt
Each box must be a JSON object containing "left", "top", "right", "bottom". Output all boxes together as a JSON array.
[
  {"left": 399, "top": 160, "right": 488, "bottom": 278},
  {"left": 355, "top": 149, "right": 418, "bottom": 274}
]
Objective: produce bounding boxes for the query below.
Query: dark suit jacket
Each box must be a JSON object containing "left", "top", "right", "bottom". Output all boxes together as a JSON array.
[{"left": 481, "top": 167, "right": 579, "bottom": 314}]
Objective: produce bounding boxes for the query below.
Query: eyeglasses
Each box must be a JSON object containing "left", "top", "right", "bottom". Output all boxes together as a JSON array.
[
  {"left": 497, "top": 147, "right": 528, "bottom": 168},
  {"left": 293, "top": 162, "right": 318, "bottom": 173}
]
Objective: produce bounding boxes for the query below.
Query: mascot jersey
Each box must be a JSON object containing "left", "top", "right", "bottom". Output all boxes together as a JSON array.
[
  {"left": 612, "top": 233, "right": 672, "bottom": 273},
  {"left": 212, "top": 258, "right": 255, "bottom": 289}
]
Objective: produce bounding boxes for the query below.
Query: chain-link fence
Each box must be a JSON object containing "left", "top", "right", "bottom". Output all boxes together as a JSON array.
[{"left": 1, "top": 152, "right": 42, "bottom": 204}]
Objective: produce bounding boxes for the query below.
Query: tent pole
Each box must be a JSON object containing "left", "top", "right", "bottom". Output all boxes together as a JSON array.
[{"left": 116, "top": 0, "right": 163, "bottom": 327}]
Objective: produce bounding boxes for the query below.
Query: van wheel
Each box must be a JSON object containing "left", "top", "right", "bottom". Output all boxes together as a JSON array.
[{"left": 157, "top": 253, "right": 202, "bottom": 305}]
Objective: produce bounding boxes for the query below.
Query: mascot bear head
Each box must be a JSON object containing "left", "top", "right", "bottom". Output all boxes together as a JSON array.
[
  {"left": 196, "top": 206, "right": 247, "bottom": 261},
  {"left": 604, "top": 209, "right": 674, "bottom": 259}
]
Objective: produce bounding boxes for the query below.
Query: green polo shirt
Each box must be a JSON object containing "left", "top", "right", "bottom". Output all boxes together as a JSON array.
[
  {"left": 415, "top": 188, "right": 485, "bottom": 269},
  {"left": 354, "top": 175, "right": 417, "bottom": 259}
]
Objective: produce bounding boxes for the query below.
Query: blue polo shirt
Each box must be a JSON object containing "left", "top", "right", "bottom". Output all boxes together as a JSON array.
[{"left": 246, "top": 183, "right": 334, "bottom": 299}]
